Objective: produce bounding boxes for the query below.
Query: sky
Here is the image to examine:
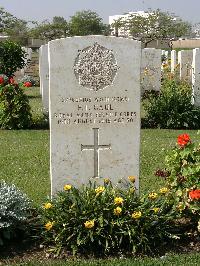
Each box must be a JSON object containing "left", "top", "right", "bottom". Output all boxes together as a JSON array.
[{"left": 0, "top": 0, "right": 200, "bottom": 25}]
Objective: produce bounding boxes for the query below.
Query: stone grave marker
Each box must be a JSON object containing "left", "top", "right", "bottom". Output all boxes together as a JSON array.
[
  {"left": 178, "top": 50, "right": 193, "bottom": 82},
  {"left": 141, "top": 48, "right": 161, "bottom": 94},
  {"left": 171, "top": 50, "right": 177, "bottom": 73},
  {"left": 21, "top": 47, "right": 32, "bottom": 76},
  {"left": 192, "top": 48, "right": 200, "bottom": 107},
  {"left": 164, "top": 50, "right": 169, "bottom": 62},
  {"left": 161, "top": 50, "right": 165, "bottom": 56},
  {"left": 39, "top": 44, "right": 49, "bottom": 111},
  {"left": 48, "top": 36, "right": 141, "bottom": 194}
]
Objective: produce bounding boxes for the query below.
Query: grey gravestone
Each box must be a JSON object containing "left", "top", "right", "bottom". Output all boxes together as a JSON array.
[
  {"left": 21, "top": 47, "right": 32, "bottom": 76},
  {"left": 48, "top": 36, "right": 141, "bottom": 194},
  {"left": 178, "top": 50, "right": 193, "bottom": 82},
  {"left": 171, "top": 50, "right": 176, "bottom": 73},
  {"left": 192, "top": 48, "right": 200, "bottom": 107},
  {"left": 141, "top": 48, "right": 161, "bottom": 94},
  {"left": 39, "top": 44, "right": 49, "bottom": 111}
]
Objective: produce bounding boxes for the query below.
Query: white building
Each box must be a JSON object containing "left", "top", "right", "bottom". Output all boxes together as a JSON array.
[{"left": 109, "top": 11, "right": 149, "bottom": 37}]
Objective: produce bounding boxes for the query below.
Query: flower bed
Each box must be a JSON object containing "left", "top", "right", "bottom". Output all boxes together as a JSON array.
[{"left": 39, "top": 134, "right": 199, "bottom": 256}]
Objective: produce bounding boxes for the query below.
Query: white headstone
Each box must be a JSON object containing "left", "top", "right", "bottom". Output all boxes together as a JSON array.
[
  {"left": 161, "top": 50, "right": 168, "bottom": 62},
  {"left": 192, "top": 48, "right": 200, "bottom": 107},
  {"left": 39, "top": 48, "right": 43, "bottom": 95},
  {"left": 171, "top": 50, "right": 177, "bottom": 73},
  {"left": 164, "top": 51, "right": 169, "bottom": 60},
  {"left": 27, "top": 48, "right": 32, "bottom": 61},
  {"left": 178, "top": 50, "right": 193, "bottom": 82},
  {"left": 21, "top": 47, "right": 32, "bottom": 76},
  {"left": 141, "top": 48, "right": 161, "bottom": 94},
  {"left": 49, "top": 36, "right": 141, "bottom": 194},
  {"left": 39, "top": 44, "right": 49, "bottom": 111}
]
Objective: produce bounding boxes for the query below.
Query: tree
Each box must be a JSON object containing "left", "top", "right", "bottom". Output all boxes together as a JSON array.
[
  {"left": 5, "top": 19, "right": 29, "bottom": 45},
  {"left": 30, "top": 16, "right": 69, "bottom": 41},
  {"left": 69, "top": 10, "right": 110, "bottom": 36},
  {"left": 112, "top": 10, "right": 191, "bottom": 48},
  {"left": 0, "top": 40, "right": 26, "bottom": 77},
  {"left": 0, "top": 7, "right": 16, "bottom": 33},
  {"left": 0, "top": 7, "right": 29, "bottom": 45}
]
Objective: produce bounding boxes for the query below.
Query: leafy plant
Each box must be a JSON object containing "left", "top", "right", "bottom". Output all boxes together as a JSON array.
[
  {"left": 165, "top": 133, "right": 200, "bottom": 225},
  {"left": 0, "top": 181, "right": 32, "bottom": 245},
  {"left": 142, "top": 78, "right": 200, "bottom": 129},
  {"left": 40, "top": 180, "right": 177, "bottom": 255},
  {"left": 19, "top": 75, "right": 37, "bottom": 87},
  {"left": 0, "top": 76, "right": 32, "bottom": 129},
  {"left": 0, "top": 40, "right": 26, "bottom": 77}
]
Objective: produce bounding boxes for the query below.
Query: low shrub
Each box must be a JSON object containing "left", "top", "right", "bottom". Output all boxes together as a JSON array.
[
  {"left": 40, "top": 180, "right": 178, "bottom": 255},
  {"left": 142, "top": 79, "right": 200, "bottom": 129},
  {"left": 0, "top": 74, "right": 32, "bottom": 129},
  {"left": 0, "top": 40, "right": 26, "bottom": 77},
  {"left": 165, "top": 133, "right": 200, "bottom": 226},
  {"left": 0, "top": 181, "right": 32, "bottom": 245}
]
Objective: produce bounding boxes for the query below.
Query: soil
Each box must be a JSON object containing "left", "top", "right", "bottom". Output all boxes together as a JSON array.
[{"left": 0, "top": 235, "right": 199, "bottom": 265}]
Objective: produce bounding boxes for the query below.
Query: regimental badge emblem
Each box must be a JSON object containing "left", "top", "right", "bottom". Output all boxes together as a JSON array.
[{"left": 74, "top": 42, "right": 119, "bottom": 91}]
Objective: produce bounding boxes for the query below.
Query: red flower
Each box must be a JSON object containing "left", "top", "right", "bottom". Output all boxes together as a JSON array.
[
  {"left": 23, "top": 81, "right": 32, "bottom": 87},
  {"left": 177, "top": 134, "right": 191, "bottom": 147},
  {"left": 189, "top": 190, "right": 200, "bottom": 200},
  {"left": 9, "top": 77, "right": 15, "bottom": 84},
  {"left": 0, "top": 76, "right": 4, "bottom": 85}
]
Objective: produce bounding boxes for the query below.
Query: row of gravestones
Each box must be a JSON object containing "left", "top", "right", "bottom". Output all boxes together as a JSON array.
[
  {"left": 164, "top": 49, "right": 200, "bottom": 106},
  {"left": 38, "top": 36, "right": 200, "bottom": 196}
]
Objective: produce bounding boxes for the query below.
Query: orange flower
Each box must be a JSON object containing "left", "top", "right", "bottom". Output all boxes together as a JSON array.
[
  {"left": 132, "top": 211, "right": 142, "bottom": 219},
  {"left": 43, "top": 202, "right": 53, "bottom": 209},
  {"left": 84, "top": 220, "right": 95, "bottom": 229},
  {"left": 104, "top": 178, "right": 110, "bottom": 184},
  {"left": 189, "top": 190, "right": 200, "bottom": 200},
  {"left": 114, "top": 197, "right": 124, "bottom": 205},
  {"left": 159, "top": 187, "right": 169, "bottom": 194},
  {"left": 177, "top": 134, "right": 191, "bottom": 147},
  {"left": 114, "top": 206, "right": 122, "bottom": 216},
  {"left": 45, "top": 221, "right": 54, "bottom": 231},
  {"left": 128, "top": 176, "right": 136, "bottom": 183},
  {"left": 148, "top": 192, "right": 158, "bottom": 200}
]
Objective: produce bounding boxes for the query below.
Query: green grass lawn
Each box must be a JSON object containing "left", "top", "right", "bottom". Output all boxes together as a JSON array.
[
  {"left": 1, "top": 87, "right": 200, "bottom": 265},
  {"left": 0, "top": 128, "right": 199, "bottom": 205},
  {"left": 0, "top": 87, "right": 199, "bottom": 204}
]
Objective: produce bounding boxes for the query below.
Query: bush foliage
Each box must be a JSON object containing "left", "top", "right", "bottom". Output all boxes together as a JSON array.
[
  {"left": 142, "top": 79, "right": 200, "bottom": 129},
  {"left": 41, "top": 181, "right": 177, "bottom": 255},
  {"left": 0, "top": 40, "right": 26, "bottom": 77},
  {"left": 0, "top": 75, "right": 32, "bottom": 129},
  {"left": 165, "top": 133, "right": 200, "bottom": 225},
  {"left": 0, "top": 181, "right": 32, "bottom": 245}
]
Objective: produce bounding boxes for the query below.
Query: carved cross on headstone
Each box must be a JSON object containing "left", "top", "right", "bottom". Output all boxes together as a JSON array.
[{"left": 81, "top": 128, "right": 111, "bottom": 178}]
